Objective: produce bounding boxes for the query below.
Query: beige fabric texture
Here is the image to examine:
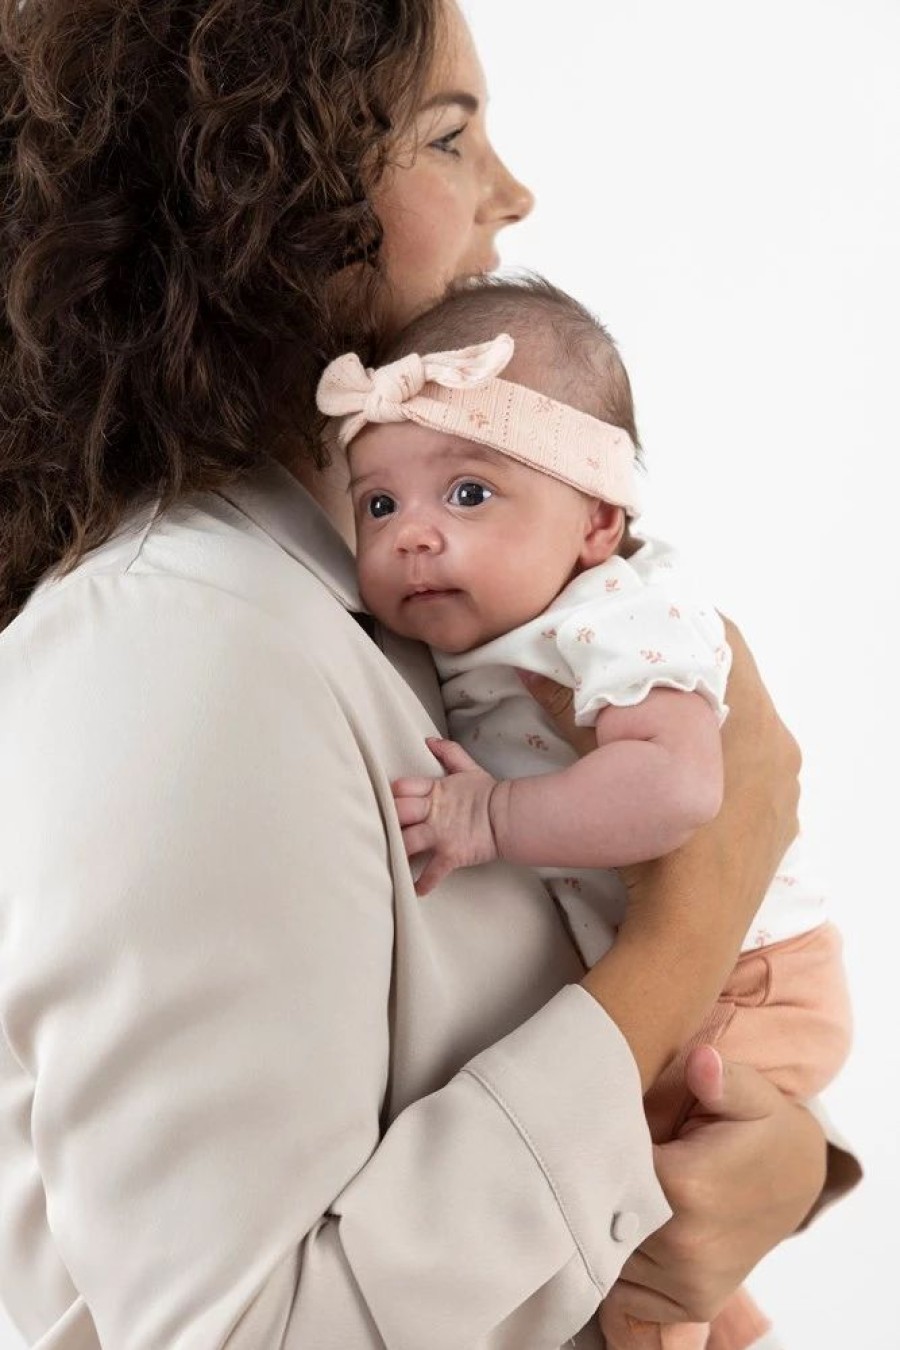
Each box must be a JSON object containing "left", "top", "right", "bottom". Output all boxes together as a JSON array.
[
  {"left": 0, "top": 462, "right": 668, "bottom": 1349},
  {"left": 0, "top": 462, "right": 858, "bottom": 1349}
]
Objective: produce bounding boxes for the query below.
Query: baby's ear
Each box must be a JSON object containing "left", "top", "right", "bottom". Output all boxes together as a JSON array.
[{"left": 579, "top": 500, "right": 626, "bottom": 568}]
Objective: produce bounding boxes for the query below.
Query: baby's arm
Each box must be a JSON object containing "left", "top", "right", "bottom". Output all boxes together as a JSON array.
[
  {"left": 393, "top": 687, "right": 723, "bottom": 895},
  {"left": 494, "top": 687, "right": 723, "bottom": 866}
]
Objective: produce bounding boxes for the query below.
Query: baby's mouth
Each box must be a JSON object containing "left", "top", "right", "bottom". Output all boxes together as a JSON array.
[{"left": 403, "top": 585, "right": 462, "bottom": 604}]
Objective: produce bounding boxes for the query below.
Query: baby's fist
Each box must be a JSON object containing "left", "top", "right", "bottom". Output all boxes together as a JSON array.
[{"left": 391, "top": 738, "right": 500, "bottom": 895}]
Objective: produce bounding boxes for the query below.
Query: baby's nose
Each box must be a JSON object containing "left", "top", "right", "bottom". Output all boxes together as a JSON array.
[{"left": 396, "top": 517, "right": 444, "bottom": 554}]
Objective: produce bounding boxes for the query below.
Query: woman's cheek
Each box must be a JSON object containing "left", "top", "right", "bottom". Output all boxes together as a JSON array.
[{"left": 406, "top": 170, "right": 468, "bottom": 271}]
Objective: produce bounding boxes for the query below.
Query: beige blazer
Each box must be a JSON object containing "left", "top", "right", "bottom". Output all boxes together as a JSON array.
[{"left": 0, "top": 462, "right": 672, "bottom": 1348}]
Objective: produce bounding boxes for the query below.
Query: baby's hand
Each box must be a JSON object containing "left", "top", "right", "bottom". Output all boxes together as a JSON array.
[{"left": 392, "top": 738, "right": 500, "bottom": 896}]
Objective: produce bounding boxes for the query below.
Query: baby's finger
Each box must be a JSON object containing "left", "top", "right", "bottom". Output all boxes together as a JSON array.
[
  {"left": 415, "top": 855, "right": 454, "bottom": 897},
  {"left": 394, "top": 795, "right": 431, "bottom": 827},
  {"left": 392, "top": 776, "right": 438, "bottom": 798},
  {"left": 425, "top": 736, "right": 481, "bottom": 775},
  {"left": 401, "top": 823, "right": 435, "bottom": 858}
]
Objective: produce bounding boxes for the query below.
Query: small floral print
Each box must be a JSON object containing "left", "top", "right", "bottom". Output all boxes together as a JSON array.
[
  {"left": 752, "top": 929, "right": 773, "bottom": 948},
  {"left": 605, "top": 578, "right": 620, "bottom": 593},
  {"left": 641, "top": 649, "right": 665, "bottom": 664},
  {"left": 455, "top": 690, "right": 475, "bottom": 708},
  {"left": 575, "top": 627, "right": 595, "bottom": 644},
  {"left": 714, "top": 645, "right": 727, "bottom": 666},
  {"left": 669, "top": 605, "right": 681, "bottom": 619},
  {"left": 586, "top": 456, "right": 600, "bottom": 470},
  {"left": 561, "top": 876, "right": 584, "bottom": 894},
  {"left": 541, "top": 627, "right": 558, "bottom": 640},
  {"left": 536, "top": 395, "right": 555, "bottom": 413},
  {"left": 468, "top": 410, "right": 490, "bottom": 428},
  {"left": 775, "top": 873, "right": 798, "bottom": 887},
  {"left": 526, "top": 733, "right": 550, "bottom": 752}
]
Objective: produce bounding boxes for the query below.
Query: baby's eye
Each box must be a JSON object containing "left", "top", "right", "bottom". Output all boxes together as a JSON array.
[
  {"left": 367, "top": 493, "right": 396, "bottom": 519},
  {"left": 449, "top": 481, "right": 493, "bottom": 508}
]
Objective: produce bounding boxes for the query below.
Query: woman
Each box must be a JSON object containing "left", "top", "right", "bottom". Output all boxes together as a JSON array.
[{"left": 0, "top": 2, "right": 856, "bottom": 1347}]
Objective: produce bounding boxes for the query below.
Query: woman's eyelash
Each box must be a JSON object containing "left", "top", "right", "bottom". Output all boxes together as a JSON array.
[{"left": 431, "top": 126, "right": 466, "bottom": 156}]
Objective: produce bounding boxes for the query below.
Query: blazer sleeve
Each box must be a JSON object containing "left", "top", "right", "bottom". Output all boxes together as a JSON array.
[{"left": 0, "top": 573, "right": 669, "bottom": 1350}]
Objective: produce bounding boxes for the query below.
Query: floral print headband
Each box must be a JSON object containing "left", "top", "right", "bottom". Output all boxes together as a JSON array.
[{"left": 316, "top": 333, "right": 641, "bottom": 516}]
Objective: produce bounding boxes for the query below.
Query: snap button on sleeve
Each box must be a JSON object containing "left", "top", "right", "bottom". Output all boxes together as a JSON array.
[{"left": 610, "top": 1210, "right": 640, "bottom": 1243}]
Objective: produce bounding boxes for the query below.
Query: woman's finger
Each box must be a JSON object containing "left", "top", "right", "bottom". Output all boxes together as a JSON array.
[
  {"left": 681, "top": 1044, "right": 778, "bottom": 1122},
  {"left": 719, "top": 615, "right": 801, "bottom": 858},
  {"left": 612, "top": 1239, "right": 728, "bottom": 1325},
  {"left": 601, "top": 1277, "right": 688, "bottom": 1327}
]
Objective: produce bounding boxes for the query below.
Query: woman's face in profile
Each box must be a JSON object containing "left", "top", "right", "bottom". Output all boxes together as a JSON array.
[{"left": 372, "top": 0, "right": 535, "bottom": 330}]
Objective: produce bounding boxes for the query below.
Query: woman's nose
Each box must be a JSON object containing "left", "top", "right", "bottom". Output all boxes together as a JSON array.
[{"left": 479, "top": 149, "right": 535, "bottom": 227}]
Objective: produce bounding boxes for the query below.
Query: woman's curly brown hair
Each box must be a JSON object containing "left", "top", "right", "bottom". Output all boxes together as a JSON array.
[{"left": 0, "top": 0, "right": 440, "bottom": 628}]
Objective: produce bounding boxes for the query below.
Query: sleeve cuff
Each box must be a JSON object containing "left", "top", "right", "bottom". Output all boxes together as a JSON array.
[{"left": 465, "top": 982, "right": 671, "bottom": 1295}]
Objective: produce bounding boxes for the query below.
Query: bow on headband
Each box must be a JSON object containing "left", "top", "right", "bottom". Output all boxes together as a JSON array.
[
  {"left": 315, "top": 332, "right": 642, "bottom": 516},
  {"left": 316, "top": 335, "right": 516, "bottom": 448}
]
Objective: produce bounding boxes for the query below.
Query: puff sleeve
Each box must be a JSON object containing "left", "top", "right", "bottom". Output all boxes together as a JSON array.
[{"left": 554, "top": 554, "right": 732, "bottom": 727}]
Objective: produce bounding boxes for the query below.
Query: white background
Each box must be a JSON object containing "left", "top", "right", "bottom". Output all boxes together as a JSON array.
[
  {"left": 461, "top": 1, "right": 898, "bottom": 1346},
  {"left": 1, "top": 2, "right": 897, "bottom": 1346}
]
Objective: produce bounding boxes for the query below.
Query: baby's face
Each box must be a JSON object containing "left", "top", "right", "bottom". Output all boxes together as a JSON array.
[{"left": 350, "top": 422, "right": 608, "bottom": 653}]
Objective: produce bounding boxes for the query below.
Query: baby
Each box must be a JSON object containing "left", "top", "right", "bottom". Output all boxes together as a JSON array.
[{"left": 317, "top": 276, "right": 852, "bottom": 1350}]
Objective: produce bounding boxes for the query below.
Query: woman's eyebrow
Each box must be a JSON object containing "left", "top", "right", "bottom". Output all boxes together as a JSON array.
[{"left": 419, "top": 91, "right": 480, "bottom": 115}]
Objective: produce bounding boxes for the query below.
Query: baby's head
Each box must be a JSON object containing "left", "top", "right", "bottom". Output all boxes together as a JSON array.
[{"left": 318, "top": 275, "right": 641, "bottom": 653}]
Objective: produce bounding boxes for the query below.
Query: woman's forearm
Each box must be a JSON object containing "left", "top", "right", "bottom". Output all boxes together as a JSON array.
[
  {"left": 580, "top": 840, "right": 756, "bottom": 1091},
  {"left": 580, "top": 619, "right": 801, "bottom": 1089}
]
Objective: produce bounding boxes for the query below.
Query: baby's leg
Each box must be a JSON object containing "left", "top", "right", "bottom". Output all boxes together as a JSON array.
[{"left": 601, "top": 923, "right": 851, "bottom": 1350}]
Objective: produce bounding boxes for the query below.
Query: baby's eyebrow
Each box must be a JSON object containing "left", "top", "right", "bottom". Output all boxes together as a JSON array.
[
  {"left": 347, "top": 471, "right": 380, "bottom": 493},
  {"left": 447, "top": 445, "right": 508, "bottom": 471},
  {"left": 347, "top": 443, "right": 510, "bottom": 495}
]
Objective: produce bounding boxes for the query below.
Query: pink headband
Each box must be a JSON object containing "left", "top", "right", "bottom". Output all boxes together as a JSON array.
[{"left": 316, "top": 333, "right": 641, "bottom": 516}]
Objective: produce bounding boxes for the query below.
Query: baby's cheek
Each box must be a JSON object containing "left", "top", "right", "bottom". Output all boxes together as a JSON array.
[{"left": 356, "top": 552, "right": 395, "bottom": 621}]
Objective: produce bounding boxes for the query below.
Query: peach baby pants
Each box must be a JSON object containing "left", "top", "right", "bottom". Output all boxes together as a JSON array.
[{"left": 600, "top": 921, "right": 852, "bottom": 1350}]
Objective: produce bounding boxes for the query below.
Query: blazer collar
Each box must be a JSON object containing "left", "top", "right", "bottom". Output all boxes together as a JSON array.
[{"left": 218, "top": 458, "right": 363, "bottom": 613}]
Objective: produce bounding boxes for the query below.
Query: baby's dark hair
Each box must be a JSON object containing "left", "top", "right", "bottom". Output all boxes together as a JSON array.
[{"left": 378, "top": 273, "right": 641, "bottom": 455}]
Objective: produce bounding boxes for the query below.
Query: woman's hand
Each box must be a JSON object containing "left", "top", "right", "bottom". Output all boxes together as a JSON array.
[{"left": 602, "top": 1046, "right": 827, "bottom": 1326}]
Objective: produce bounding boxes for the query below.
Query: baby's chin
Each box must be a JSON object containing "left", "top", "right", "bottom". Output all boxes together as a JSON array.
[{"left": 380, "top": 607, "right": 490, "bottom": 655}]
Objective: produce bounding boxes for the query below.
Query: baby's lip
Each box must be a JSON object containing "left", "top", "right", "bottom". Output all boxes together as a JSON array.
[{"left": 402, "top": 584, "right": 462, "bottom": 602}]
